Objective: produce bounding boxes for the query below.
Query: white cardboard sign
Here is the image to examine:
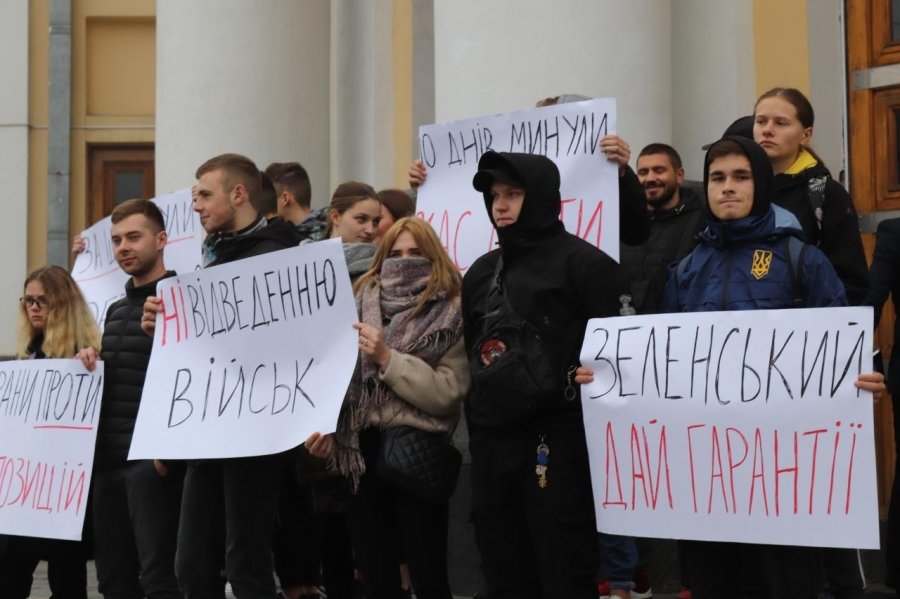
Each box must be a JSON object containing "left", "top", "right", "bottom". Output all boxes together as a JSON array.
[
  {"left": 128, "top": 239, "right": 358, "bottom": 460},
  {"left": 579, "top": 307, "right": 879, "bottom": 549},
  {"left": 0, "top": 360, "right": 104, "bottom": 540},
  {"left": 415, "top": 98, "right": 619, "bottom": 270},
  {"left": 72, "top": 187, "right": 202, "bottom": 327}
]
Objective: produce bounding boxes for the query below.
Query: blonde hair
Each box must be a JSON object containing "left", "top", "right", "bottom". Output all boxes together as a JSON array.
[
  {"left": 18, "top": 266, "right": 101, "bottom": 358},
  {"left": 354, "top": 217, "right": 461, "bottom": 315}
]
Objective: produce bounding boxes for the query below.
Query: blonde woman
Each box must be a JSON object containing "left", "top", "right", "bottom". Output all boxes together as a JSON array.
[
  {"left": 18, "top": 265, "right": 100, "bottom": 359},
  {"left": 0, "top": 265, "right": 100, "bottom": 599}
]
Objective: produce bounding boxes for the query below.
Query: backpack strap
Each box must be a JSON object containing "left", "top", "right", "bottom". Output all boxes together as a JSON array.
[
  {"left": 807, "top": 176, "right": 827, "bottom": 247},
  {"left": 784, "top": 235, "right": 807, "bottom": 308},
  {"left": 675, "top": 253, "right": 691, "bottom": 287},
  {"left": 484, "top": 255, "right": 505, "bottom": 315}
]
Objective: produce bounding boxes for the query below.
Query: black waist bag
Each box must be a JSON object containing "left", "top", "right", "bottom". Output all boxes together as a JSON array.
[{"left": 468, "top": 258, "right": 562, "bottom": 426}]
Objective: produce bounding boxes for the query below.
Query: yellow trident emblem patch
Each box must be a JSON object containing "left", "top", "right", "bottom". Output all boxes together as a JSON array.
[{"left": 751, "top": 249, "right": 773, "bottom": 279}]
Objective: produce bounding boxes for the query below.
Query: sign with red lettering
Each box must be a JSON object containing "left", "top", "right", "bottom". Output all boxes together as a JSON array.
[
  {"left": 0, "top": 360, "right": 104, "bottom": 540},
  {"left": 579, "top": 307, "right": 879, "bottom": 549},
  {"left": 72, "top": 187, "right": 201, "bottom": 327},
  {"left": 128, "top": 239, "right": 358, "bottom": 460},
  {"left": 416, "top": 98, "right": 618, "bottom": 270}
]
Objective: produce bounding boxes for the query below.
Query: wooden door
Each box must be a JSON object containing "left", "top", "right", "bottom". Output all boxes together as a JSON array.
[
  {"left": 87, "top": 144, "right": 155, "bottom": 225},
  {"left": 847, "top": 0, "right": 900, "bottom": 514}
]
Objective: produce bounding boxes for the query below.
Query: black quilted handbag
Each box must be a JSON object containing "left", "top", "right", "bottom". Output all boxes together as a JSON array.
[{"left": 376, "top": 426, "right": 462, "bottom": 504}]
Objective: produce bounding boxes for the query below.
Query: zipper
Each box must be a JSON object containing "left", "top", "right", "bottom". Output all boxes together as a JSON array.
[{"left": 720, "top": 253, "right": 734, "bottom": 310}]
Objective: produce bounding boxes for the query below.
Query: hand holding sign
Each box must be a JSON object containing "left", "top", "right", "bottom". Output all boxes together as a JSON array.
[
  {"left": 599, "top": 134, "right": 631, "bottom": 170},
  {"left": 409, "top": 159, "right": 428, "bottom": 190},
  {"left": 76, "top": 346, "right": 100, "bottom": 372},
  {"left": 853, "top": 371, "right": 885, "bottom": 401},
  {"left": 304, "top": 432, "right": 335, "bottom": 460},
  {"left": 142, "top": 296, "right": 162, "bottom": 337}
]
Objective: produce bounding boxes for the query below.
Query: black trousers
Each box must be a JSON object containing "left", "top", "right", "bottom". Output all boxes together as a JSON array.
[
  {"left": 347, "top": 428, "right": 453, "bottom": 599},
  {"left": 680, "top": 540, "right": 823, "bottom": 599},
  {"left": 273, "top": 470, "right": 320, "bottom": 588},
  {"left": 820, "top": 548, "right": 865, "bottom": 598},
  {"left": 0, "top": 499, "right": 92, "bottom": 599},
  {"left": 92, "top": 460, "right": 182, "bottom": 599},
  {"left": 469, "top": 427, "right": 599, "bottom": 599},
  {"left": 272, "top": 471, "right": 356, "bottom": 599},
  {"left": 174, "top": 455, "right": 283, "bottom": 599},
  {"left": 0, "top": 552, "right": 87, "bottom": 599}
]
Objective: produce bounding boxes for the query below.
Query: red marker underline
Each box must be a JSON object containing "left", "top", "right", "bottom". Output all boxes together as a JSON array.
[
  {"left": 73, "top": 265, "right": 121, "bottom": 282},
  {"left": 32, "top": 425, "right": 94, "bottom": 431},
  {"left": 73, "top": 235, "right": 196, "bottom": 282}
]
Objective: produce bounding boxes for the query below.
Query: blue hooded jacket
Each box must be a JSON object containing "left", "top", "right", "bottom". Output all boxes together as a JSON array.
[{"left": 661, "top": 136, "right": 847, "bottom": 313}]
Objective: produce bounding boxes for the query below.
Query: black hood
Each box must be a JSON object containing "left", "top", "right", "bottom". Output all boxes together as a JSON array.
[
  {"left": 702, "top": 135, "right": 773, "bottom": 221},
  {"left": 472, "top": 151, "right": 564, "bottom": 256}
]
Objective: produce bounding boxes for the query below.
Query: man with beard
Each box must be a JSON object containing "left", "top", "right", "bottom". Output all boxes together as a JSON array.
[{"left": 619, "top": 143, "right": 705, "bottom": 315}]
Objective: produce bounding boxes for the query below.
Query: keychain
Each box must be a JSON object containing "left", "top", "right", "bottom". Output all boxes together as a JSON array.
[{"left": 535, "top": 436, "right": 550, "bottom": 488}]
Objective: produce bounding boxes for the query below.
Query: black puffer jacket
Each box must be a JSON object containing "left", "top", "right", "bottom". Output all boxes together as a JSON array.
[
  {"left": 619, "top": 186, "right": 705, "bottom": 314},
  {"left": 463, "top": 151, "right": 622, "bottom": 432},
  {"left": 772, "top": 162, "right": 869, "bottom": 305},
  {"left": 95, "top": 271, "right": 176, "bottom": 469}
]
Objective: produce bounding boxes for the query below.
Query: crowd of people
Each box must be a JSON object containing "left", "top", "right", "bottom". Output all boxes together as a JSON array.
[{"left": 0, "top": 85, "right": 897, "bottom": 599}]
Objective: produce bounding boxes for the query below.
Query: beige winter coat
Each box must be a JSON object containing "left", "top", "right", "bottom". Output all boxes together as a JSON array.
[{"left": 365, "top": 337, "right": 470, "bottom": 434}]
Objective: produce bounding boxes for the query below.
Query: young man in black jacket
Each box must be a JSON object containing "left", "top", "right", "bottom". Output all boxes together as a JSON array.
[
  {"left": 77, "top": 199, "right": 181, "bottom": 598},
  {"left": 144, "top": 153, "right": 302, "bottom": 599},
  {"left": 463, "top": 150, "right": 624, "bottom": 598}
]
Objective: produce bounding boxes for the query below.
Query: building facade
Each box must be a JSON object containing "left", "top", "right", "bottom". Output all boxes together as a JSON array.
[{"left": 2, "top": 0, "right": 897, "bottom": 508}]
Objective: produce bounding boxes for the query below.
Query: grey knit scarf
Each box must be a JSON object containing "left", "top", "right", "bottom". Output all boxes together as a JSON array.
[{"left": 332, "top": 256, "right": 462, "bottom": 488}]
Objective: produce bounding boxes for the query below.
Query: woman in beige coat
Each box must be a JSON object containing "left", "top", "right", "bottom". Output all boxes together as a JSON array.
[{"left": 307, "top": 217, "right": 468, "bottom": 599}]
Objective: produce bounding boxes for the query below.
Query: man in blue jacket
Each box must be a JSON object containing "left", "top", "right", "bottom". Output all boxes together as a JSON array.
[
  {"left": 579, "top": 135, "right": 885, "bottom": 598},
  {"left": 662, "top": 136, "right": 874, "bottom": 598},
  {"left": 661, "top": 136, "right": 845, "bottom": 313}
]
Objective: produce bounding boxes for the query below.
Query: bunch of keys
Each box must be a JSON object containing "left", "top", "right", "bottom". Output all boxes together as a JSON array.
[{"left": 535, "top": 438, "right": 550, "bottom": 488}]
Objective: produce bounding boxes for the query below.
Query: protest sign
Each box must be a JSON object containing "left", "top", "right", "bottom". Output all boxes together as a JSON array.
[
  {"left": 0, "top": 360, "right": 104, "bottom": 541},
  {"left": 415, "top": 98, "right": 618, "bottom": 270},
  {"left": 579, "top": 307, "right": 878, "bottom": 549},
  {"left": 129, "top": 239, "right": 358, "bottom": 460},
  {"left": 72, "top": 187, "right": 202, "bottom": 327}
]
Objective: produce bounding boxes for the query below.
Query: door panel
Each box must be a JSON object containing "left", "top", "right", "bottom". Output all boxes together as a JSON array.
[
  {"left": 848, "top": 0, "right": 900, "bottom": 514},
  {"left": 87, "top": 144, "right": 155, "bottom": 225}
]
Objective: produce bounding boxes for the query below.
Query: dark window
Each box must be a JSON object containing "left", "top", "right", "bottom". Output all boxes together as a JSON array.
[
  {"left": 87, "top": 144, "right": 155, "bottom": 224},
  {"left": 894, "top": 0, "right": 900, "bottom": 42},
  {"left": 114, "top": 170, "right": 145, "bottom": 205}
]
